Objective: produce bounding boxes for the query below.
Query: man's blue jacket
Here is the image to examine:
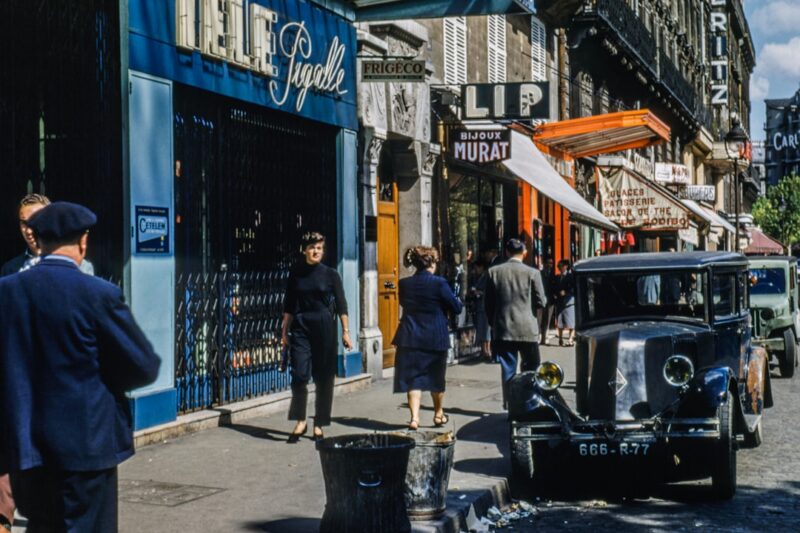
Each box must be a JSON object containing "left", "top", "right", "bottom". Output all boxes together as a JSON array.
[{"left": 0, "top": 256, "right": 160, "bottom": 472}]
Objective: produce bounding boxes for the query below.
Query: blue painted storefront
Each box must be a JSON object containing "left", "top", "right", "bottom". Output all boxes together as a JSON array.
[{"left": 126, "top": 0, "right": 359, "bottom": 429}]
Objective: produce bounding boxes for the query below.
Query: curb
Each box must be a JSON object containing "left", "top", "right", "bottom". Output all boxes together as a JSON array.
[
  {"left": 133, "top": 373, "right": 373, "bottom": 448},
  {"left": 412, "top": 478, "right": 512, "bottom": 533}
]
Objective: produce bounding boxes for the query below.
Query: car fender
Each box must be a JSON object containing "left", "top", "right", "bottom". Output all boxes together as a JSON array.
[
  {"left": 676, "top": 366, "right": 735, "bottom": 418},
  {"left": 507, "top": 372, "right": 574, "bottom": 423},
  {"left": 743, "top": 345, "right": 768, "bottom": 415}
]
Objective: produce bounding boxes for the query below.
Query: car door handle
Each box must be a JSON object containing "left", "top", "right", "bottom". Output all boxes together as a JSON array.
[{"left": 384, "top": 281, "right": 396, "bottom": 289}]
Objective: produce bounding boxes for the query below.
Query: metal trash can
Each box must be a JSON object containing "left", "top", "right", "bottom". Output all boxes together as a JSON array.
[
  {"left": 316, "top": 433, "right": 415, "bottom": 533},
  {"left": 402, "top": 430, "right": 456, "bottom": 520}
]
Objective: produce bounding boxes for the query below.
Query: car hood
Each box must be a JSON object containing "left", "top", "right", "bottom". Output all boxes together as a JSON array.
[
  {"left": 575, "top": 321, "right": 713, "bottom": 421},
  {"left": 749, "top": 294, "right": 789, "bottom": 310}
]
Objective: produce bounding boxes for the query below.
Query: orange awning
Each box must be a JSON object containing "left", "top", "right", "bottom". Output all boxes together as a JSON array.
[{"left": 533, "top": 109, "right": 671, "bottom": 159}]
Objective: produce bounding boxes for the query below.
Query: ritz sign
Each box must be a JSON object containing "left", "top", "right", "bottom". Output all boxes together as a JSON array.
[
  {"left": 175, "top": 0, "right": 348, "bottom": 113},
  {"left": 709, "top": 0, "right": 728, "bottom": 106}
]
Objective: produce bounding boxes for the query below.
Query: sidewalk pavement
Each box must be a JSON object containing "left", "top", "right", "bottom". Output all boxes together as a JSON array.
[{"left": 110, "top": 343, "right": 571, "bottom": 532}]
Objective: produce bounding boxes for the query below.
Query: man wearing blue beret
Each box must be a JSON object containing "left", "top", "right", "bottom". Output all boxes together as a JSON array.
[{"left": 0, "top": 202, "right": 161, "bottom": 531}]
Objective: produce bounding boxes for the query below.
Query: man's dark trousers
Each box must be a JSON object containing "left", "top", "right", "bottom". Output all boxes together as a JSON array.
[
  {"left": 11, "top": 467, "right": 117, "bottom": 532},
  {"left": 493, "top": 340, "right": 541, "bottom": 406}
]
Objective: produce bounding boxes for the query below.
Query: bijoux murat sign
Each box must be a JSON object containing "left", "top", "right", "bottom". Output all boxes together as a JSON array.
[
  {"left": 709, "top": 0, "right": 728, "bottom": 106},
  {"left": 450, "top": 128, "right": 511, "bottom": 165},
  {"left": 174, "top": 0, "right": 348, "bottom": 113},
  {"left": 461, "top": 82, "right": 549, "bottom": 120}
]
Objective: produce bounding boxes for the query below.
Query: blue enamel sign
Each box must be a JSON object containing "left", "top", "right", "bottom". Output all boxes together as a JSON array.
[{"left": 136, "top": 206, "right": 170, "bottom": 254}]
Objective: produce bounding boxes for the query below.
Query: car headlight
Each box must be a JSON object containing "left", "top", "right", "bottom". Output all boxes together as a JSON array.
[
  {"left": 761, "top": 308, "right": 774, "bottom": 320},
  {"left": 663, "top": 355, "right": 694, "bottom": 387},
  {"left": 534, "top": 361, "right": 564, "bottom": 391}
]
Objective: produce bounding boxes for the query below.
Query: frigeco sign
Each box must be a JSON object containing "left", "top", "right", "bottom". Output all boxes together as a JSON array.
[
  {"left": 450, "top": 128, "right": 511, "bottom": 165},
  {"left": 175, "top": 0, "right": 347, "bottom": 113}
]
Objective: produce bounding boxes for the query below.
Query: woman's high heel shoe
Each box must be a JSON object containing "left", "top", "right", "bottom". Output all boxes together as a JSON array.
[{"left": 287, "top": 423, "right": 307, "bottom": 443}]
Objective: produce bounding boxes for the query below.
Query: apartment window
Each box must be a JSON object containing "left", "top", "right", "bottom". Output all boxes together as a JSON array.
[
  {"left": 531, "top": 16, "right": 547, "bottom": 82},
  {"left": 444, "top": 17, "right": 467, "bottom": 85},
  {"left": 488, "top": 15, "right": 507, "bottom": 83}
]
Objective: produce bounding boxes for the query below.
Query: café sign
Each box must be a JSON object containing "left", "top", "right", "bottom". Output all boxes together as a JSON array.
[
  {"left": 599, "top": 167, "right": 689, "bottom": 230},
  {"left": 175, "top": 0, "right": 348, "bottom": 113},
  {"left": 450, "top": 128, "right": 511, "bottom": 165},
  {"left": 654, "top": 163, "right": 690, "bottom": 185}
]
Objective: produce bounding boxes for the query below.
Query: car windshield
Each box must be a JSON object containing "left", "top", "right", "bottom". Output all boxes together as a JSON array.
[
  {"left": 749, "top": 268, "right": 786, "bottom": 295},
  {"left": 578, "top": 270, "right": 706, "bottom": 325}
]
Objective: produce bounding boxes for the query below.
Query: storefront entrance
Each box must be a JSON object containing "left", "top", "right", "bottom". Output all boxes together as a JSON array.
[
  {"left": 173, "top": 85, "right": 338, "bottom": 412},
  {"left": 377, "top": 151, "right": 399, "bottom": 369}
]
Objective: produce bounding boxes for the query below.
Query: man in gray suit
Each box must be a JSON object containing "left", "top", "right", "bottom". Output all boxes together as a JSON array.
[{"left": 485, "top": 238, "right": 547, "bottom": 407}]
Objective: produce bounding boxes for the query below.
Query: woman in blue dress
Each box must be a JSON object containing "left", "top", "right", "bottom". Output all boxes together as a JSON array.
[{"left": 392, "top": 246, "right": 462, "bottom": 430}]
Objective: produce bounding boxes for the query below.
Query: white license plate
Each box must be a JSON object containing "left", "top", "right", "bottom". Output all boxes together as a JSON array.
[{"left": 577, "top": 441, "right": 652, "bottom": 457}]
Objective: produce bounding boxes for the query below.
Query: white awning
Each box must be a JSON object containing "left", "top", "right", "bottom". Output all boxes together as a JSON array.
[
  {"left": 502, "top": 131, "right": 619, "bottom": 232},
  {"left": 701, "top": 206, "right": 736, "bottom": 234},
  {"left": 681, "top": 200, "right": 713, "bottom": 224}
]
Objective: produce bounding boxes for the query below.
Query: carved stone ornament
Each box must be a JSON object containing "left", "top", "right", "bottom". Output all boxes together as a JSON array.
[
  {"left": 391, "top": 84, "right": 417, "bottom": 136},
  {"left": 421, "top": 150, "right": 438, "bottom": 176},
  {"left": 367, "top": 136, "right": 385, "bottom": 165}
]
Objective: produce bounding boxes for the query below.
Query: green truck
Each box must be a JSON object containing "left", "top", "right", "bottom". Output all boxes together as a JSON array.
[{"left": 748, "top": 256, "right": 800, "bottom": 377}]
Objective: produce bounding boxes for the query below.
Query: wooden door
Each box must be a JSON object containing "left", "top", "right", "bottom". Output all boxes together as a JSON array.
[{"left": 378, "top": 180, "right": 399, "bottom": 368}]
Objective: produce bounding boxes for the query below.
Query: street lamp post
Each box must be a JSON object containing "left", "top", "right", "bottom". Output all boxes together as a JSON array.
[{"left": 724, "top": 119, "right": 748, "bottom": 252}]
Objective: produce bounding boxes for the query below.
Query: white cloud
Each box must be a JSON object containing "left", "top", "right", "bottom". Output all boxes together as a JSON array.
[
  {"left": 750, "top": 1, "right": 800, "bottom": 36},
  {"left": 751, "top": 75, "right": 771, "bottom": 101},
  {"left": 758, "top": 37, "right": 800, "bottom": 77}
]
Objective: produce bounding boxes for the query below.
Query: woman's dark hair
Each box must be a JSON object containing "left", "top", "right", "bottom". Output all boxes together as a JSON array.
[
  {"left": 403, "top": 246, "right": 439, "bottom": 270},
  {"left": 558, "top": 258, "right": 571, "bottom": 268},
  {"left": 300, "top": 231, "right": 325, "bottom": 250}
]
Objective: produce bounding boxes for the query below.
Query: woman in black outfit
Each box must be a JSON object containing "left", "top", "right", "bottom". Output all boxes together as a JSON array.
[{"left": 282, "top": 232, "right": 352, "bottom": 442}]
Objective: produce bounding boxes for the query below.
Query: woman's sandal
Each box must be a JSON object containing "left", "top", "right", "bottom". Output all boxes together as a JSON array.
[
  {"left": 408, "top": 419, "right": 419, "bottom": 431},
  {"left": 312, "top": 427, "right": 325, "bottom": 441},
  {"left": 433, "top": 414, "right": 449, "bottom": 427}
]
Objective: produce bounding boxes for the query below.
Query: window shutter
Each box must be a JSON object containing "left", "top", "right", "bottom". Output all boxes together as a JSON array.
[
  {"left": 488, "top": 15, "right": 507, "bottom": 83},
  {"left": 443, "top": 17, "right": 467, "bottom": 86},
  {"left": 531, "top": 16, "right": 546, "bottom": 82}
]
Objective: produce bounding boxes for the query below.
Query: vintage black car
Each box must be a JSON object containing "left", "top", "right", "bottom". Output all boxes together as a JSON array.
[{"left": 509, "top": 252, "right": 772, "bottom": 499}]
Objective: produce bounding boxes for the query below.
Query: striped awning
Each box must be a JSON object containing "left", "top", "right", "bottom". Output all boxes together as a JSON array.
[{"left": 353, "top": 0, "right": 535, "bottom": 20}]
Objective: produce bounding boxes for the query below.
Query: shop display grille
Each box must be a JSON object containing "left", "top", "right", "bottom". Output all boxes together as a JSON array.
[{"left": 173, "top": 86, "right": 337, "bottom": 412}]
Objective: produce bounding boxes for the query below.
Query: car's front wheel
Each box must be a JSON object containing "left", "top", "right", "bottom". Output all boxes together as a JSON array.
[
  {"left": 711, "top": 392, "right": 736, "bottom": 500},
  {"left": 780, "top": 329, "right": 796, "bottom": 378}
]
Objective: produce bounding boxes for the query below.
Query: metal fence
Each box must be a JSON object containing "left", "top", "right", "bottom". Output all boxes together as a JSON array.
[
  {"left": 173, "top": 85, "right": 338, "bottom": 413},
  {"left": 0, "top": 0, "right": 123, "bottom": 279}
]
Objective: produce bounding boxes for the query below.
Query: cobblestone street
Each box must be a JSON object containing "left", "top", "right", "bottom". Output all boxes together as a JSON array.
[{"left": 506, "top": 348, "right": 800, "bottom": 533}]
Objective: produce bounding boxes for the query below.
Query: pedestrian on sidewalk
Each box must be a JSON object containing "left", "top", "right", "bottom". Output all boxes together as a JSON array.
[
  {"left": 392, "top": 246, "right": 462, "bottom": 430},
  {"left": 555, "top": 258, "right": 576, "bottom": 346},
  {"left": 485, "top": 238, "right": 547, "bottom": 408},
  {"left": 282, "top": 232, "right": 352, "bottom": 442},
  {"left": 0, "top": 202, "right": 160, "bottom": 532},
  {"left": 469, "top": 260, "right": 491, "bottom": 357},
  {"left": 538, "top": 257, "right": 557, "bottom": 346}
]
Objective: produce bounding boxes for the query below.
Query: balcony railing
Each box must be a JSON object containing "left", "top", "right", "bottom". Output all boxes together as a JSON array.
[
  {"left": 658, "top": 50, "right": 695, "bottom": 113},
  {"left": 593, "top": 0, "right": 657, "bottom": 73}
]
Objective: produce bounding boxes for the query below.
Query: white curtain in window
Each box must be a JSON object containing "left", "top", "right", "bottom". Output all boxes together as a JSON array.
[
  {"left": 488, "top": 15, "right": 507, "bottom": 83},
  {"left": 444, "top": 17, "right": 467, "bottom": 85},
  {"left": 531, "top": 16, "right": 546, "bottom": 82}
]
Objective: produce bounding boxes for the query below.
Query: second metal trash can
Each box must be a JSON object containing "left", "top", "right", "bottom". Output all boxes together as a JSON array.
[
  {"left": 316, "top": 433, "right": 415, "bottom": 533},
  {"left": 402, "top": 430, "right": 456, "bottom": 520}
]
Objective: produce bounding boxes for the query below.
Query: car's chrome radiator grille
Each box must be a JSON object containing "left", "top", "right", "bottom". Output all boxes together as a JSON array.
[{"left": 750, "top": 309, "right": 764, "bottom": 339}]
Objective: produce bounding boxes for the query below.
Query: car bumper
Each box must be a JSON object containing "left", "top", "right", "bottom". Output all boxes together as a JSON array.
[
  {"left": 511, "top": 417, "right": 720, "bottom": 443},
  {"left": 752, "top": 337, "right": 785, "bottom": 352}
]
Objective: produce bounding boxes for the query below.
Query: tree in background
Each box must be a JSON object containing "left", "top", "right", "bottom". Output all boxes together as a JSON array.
[{"left": 752, "top": 173, "right": 800, "bottom": 247}]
